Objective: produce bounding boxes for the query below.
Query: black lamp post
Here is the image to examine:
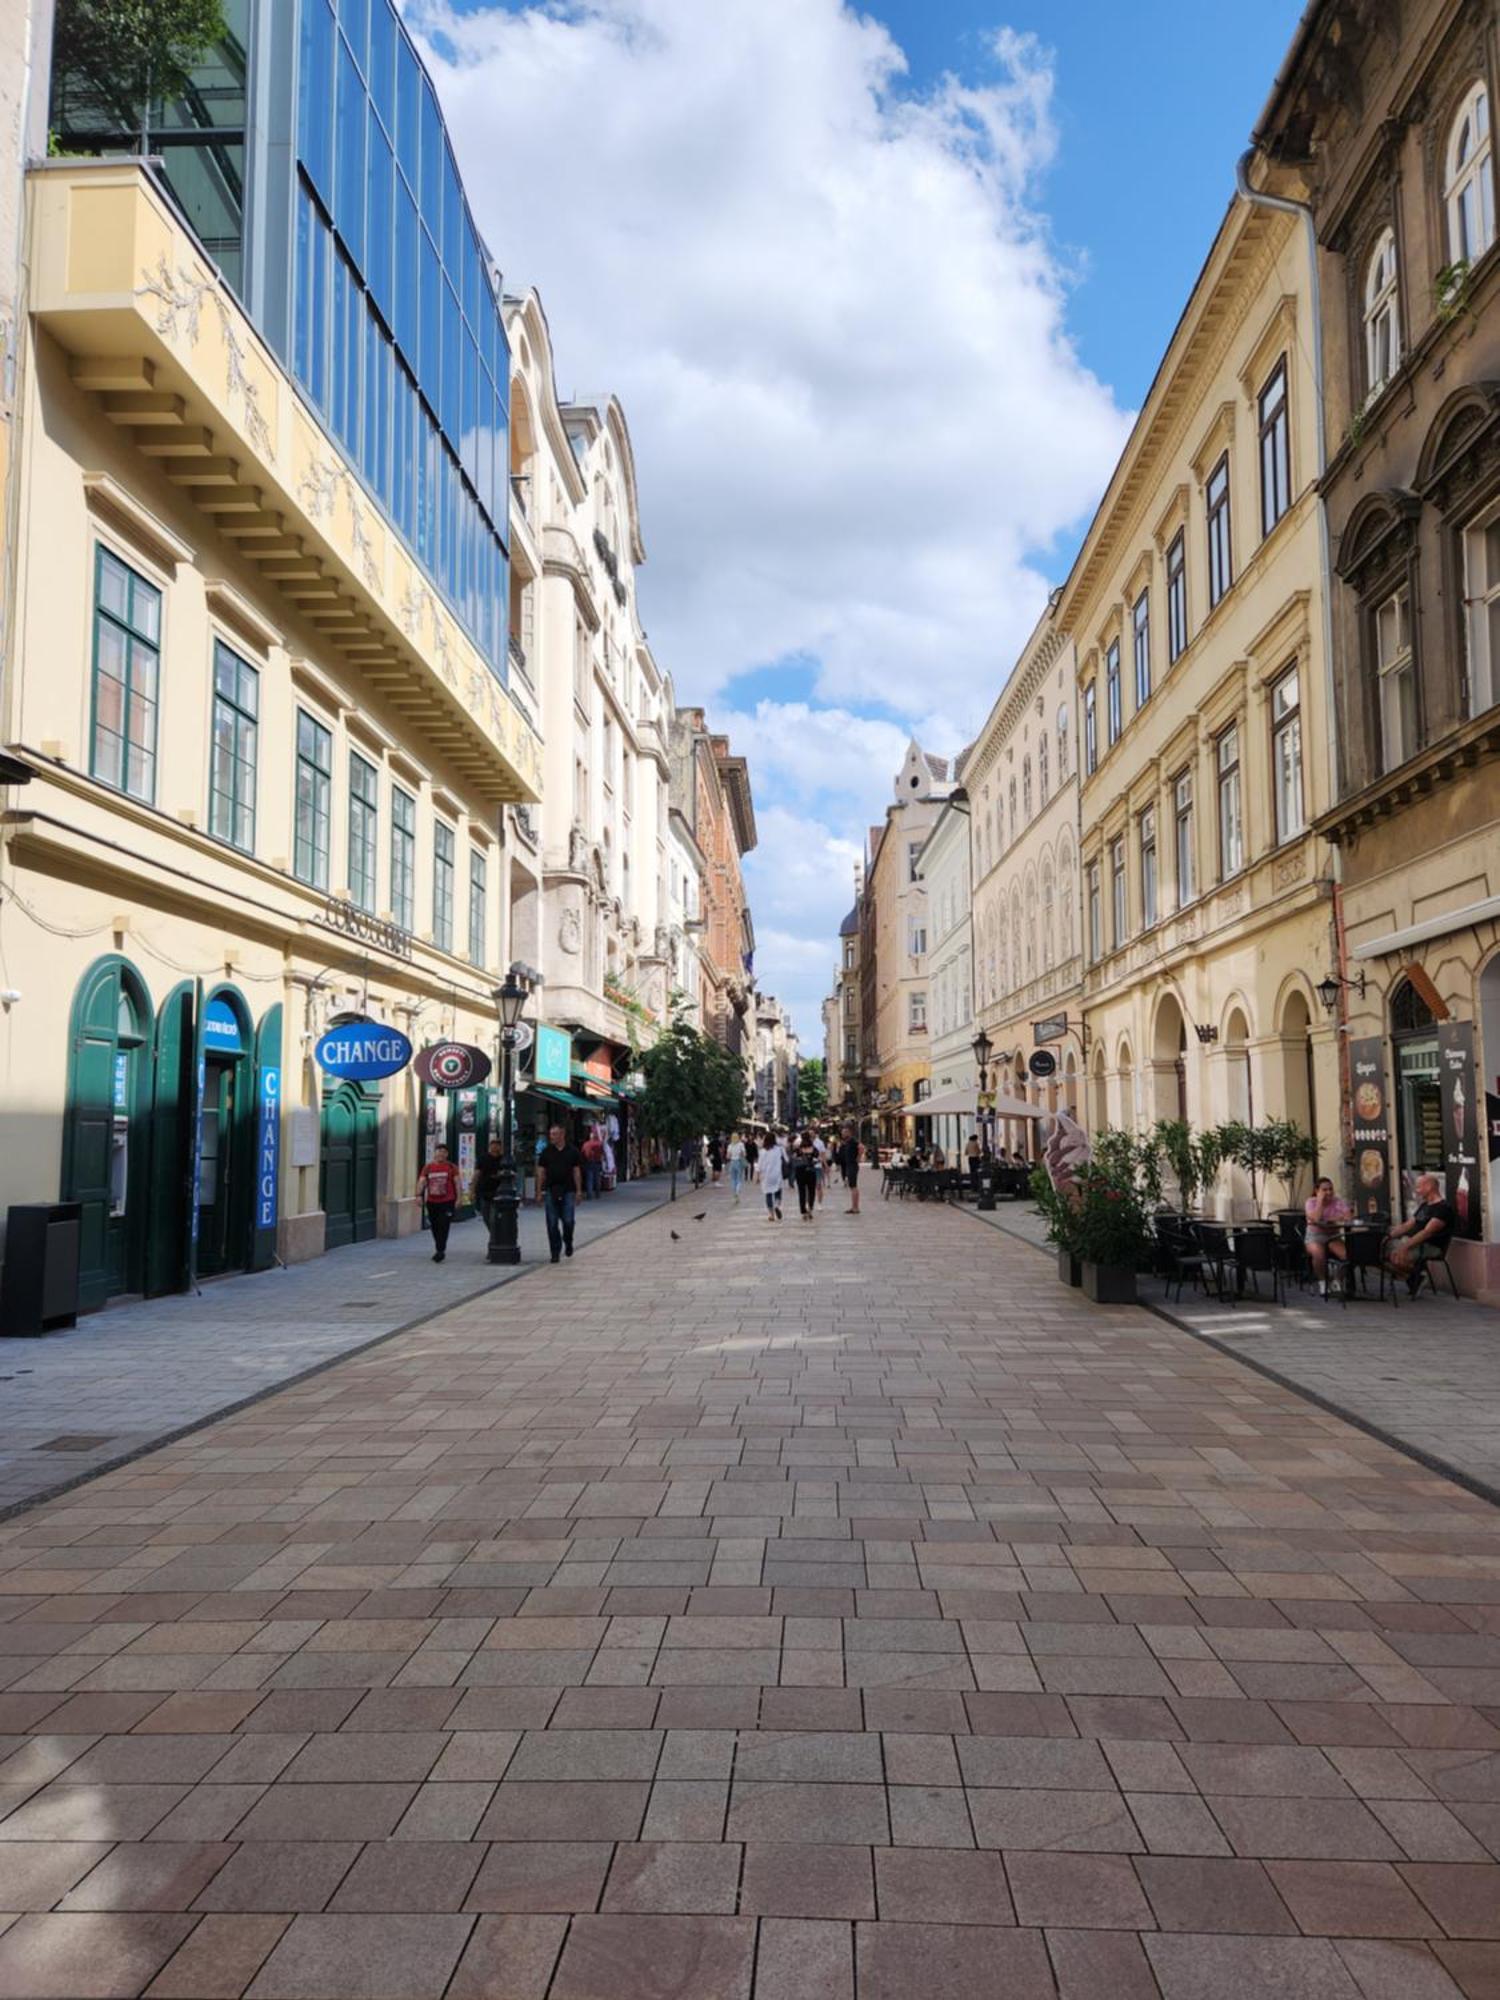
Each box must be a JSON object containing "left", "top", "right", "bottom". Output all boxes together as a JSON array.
[
  {"left": 971, "top": 1027, "right": 996, "bottom": 1209},
  {"left": 486, "top": 970, "right": 531, "bottom": 1265},
  {"left": 1317, "top": 969, "right": 1368, "bottom": 1012}
]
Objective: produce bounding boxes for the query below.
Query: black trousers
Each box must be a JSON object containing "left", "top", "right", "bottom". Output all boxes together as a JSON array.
[
  {"left": 428, "top": 1202, "right": 455, "bottom": 1256},
  {"left": 795, "top": 1167, "right": 817, "bottom": 1215}
]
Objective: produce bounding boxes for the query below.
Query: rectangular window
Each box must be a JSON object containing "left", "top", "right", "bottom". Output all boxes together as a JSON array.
[
  {"left": 208, "top": 640, "right": 257, "bottom": 851},
  {"left": 1133, "top": 589, "right": 1151, "bottom": 709},
  {"left": 433, "top": 818, "right": 455, "bottom": 950},
  {"left": 844, "top": 1035, "right": 858, "bottom": 1068},
  {"left": 1375, "top": 583, "right": 1417, "bottom": 771},
  {"left": 91, "top": 547, "right": 161, "bottom": 802},
  {"left": 1084, "top": 682, "right": 1097, "bottom": 774},
  {"left": 1086, "top": 862, "right": 1102, "bottom": 963},
  {"left": 1173, "top": 770, "right": 1195, "bottom": 908},
  {"left": 468, "top": 846, "right": 487, "bottom": 966},
  {"left": 1105, "top": 640, "right": 1122, "bottom": 745},
  {"left": 908, "top": 919, "right": 927, "bottom": 957},
  {"left": 390, "top": 785, "right": 415, "bottom": 931},
  {"left": 1216, "top": 724, "right": 1244, "bottom": 879},
  {"left": 1258, "top": 358, "right": 1290, "bottom": 536},
  {"left": 1271, "top": 666, "right": 1304, "bottom": 842},
  {"left": 1464, "top": 504, "right": 1500, "bottom": 717},
  {"left": 294, "top": 710, "right": 333, "bottom": 888},
  {"left": 907, "top": 840, "right": 923, "bottom": 883},
  {"left": 909, "top": 991, "right": 927, "bottom": 1031},
  {"left": 844, "top": 939, "right": 855, "bottom": 969},
  {"left": 1167, "top": 529, "right": 1188, "bottom": 663},
  {"left": 1207, "top": 454, "right": 1233, "bottom": 608},
  {"left": 348, "top": 751, "right": 378, "bottom": 912},
  {"left": 1110, "top": 836, "right": 1127, "bottom": 947},
  {"left": 1140, "top": 806, "right": 1158, "bottom": 929}
]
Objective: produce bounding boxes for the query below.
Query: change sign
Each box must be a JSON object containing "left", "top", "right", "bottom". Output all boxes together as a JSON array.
[{"left": 314, "top": 1018, "right": 413, "bottom": 1082}]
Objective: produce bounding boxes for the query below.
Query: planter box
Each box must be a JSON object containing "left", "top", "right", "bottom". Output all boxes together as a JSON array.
[
  {"left": 1058, "top": 1248, "right": 1082, "bottom": 1288},
  {"left": 1080, "top": 1260, "right": 1136, "bottom": 1304}
]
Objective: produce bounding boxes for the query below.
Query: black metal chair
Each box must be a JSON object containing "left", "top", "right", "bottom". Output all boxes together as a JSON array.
[
  {"left": 1234, "top": 1224, "right": 1284, "bottom": 1305},
  {"left": 1408, "top": 1244, "right": 1460, "bottom": 1298},
  {"left": 1274, "top": 1212, "right": 1310, "bottom": 1293},
  {"left": 1157, "top": 1220, "right": 1217, "bottom": 1304},
  {"left": 1342, "top": 1225, "right": 1399, "bottom": 1307},
  {"left": 1191, "top": 1221, "right": 1242, "bottom": 1301}
]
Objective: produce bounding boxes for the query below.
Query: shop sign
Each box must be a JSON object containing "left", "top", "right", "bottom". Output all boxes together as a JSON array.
[
  {"left": 534, "top": 1023, "right": 572, "bottom": 1087},
  {"left": 314, "top": 1018, "right": 413, "bottom": 1081},
  {"left": 1348, "top": 1036, "right": 1392, "bottom": 1220},
  {"left": 1028, "top": 1050, "right": 1057, "bottom": 1079},
  {"left": 1033, "top": 1014, "right": 1069, "bottom": 1044},
  {"left": 414, "top": 1041, "right": 492, "bottom": 1090},
  {"left": 256, "top": 1066, "right": 280, "bottom": 1230},
  {"left": 112, "top": 1051, "right": 129, "bottom": 1114},
  {"left": 1438, "top": 1021, "right": 1482, "bottom": 1239},
  {"left": 203, "top": 996, "right": 244, "bottom": 1055},
  {"left": 319, "top": 896, "right": 413, "bottom": 961}
]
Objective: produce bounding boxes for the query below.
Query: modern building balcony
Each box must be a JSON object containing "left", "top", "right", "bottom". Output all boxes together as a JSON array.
[{"left": 30, "top": 161, "right": 542, "bottom": 807}]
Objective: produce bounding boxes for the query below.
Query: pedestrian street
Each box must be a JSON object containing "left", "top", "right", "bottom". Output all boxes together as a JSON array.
[{"left": 0, "top": 1189, "right": 1499, "bottom": 1998}]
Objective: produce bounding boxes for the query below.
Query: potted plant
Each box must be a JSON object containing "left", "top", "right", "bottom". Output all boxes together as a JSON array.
[
  {"left": 1152, "top": 1118, "right": 1199, "bottom": 1213},
  {"left": 1269, "top": 1120, "right": 1319, "bottom": 1212},
  {"left": 1071, "top": 1161, "right": 1152, "bottom": 1303},
  {"left": 1030, "top": 1163, "right": 1081, "bottom": 1284}
]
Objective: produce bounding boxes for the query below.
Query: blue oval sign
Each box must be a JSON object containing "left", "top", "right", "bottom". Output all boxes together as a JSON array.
[{"left": 315, "top": 1019, "right": 413, "bottom": 1082}]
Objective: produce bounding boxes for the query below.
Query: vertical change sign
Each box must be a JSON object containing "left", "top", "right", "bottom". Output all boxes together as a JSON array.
[{"left": 257, "top": 1065, "right": 281, "bottom": 1231}]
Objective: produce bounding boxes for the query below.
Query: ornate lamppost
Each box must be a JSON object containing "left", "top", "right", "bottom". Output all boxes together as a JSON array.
[
  {"left": 971, "top": 1027, "right": 996, "bottom": 1210},
  {"left": 487, "top": 969, "right": 532, "bottom": 1265}
]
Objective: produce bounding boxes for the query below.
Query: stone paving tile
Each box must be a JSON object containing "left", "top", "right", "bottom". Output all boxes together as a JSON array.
[{"left": 3, "top": 1192, "right": 1500, "bottom": 1992}]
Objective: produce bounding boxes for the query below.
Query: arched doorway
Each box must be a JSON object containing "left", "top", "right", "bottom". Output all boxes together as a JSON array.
[
  {"left": 1090, "top": 1048, "right": 1108, "bottom": 1133},
  {"left": 196, "top": 985, "right": 257, "bottom": 1278},
  {"left": 321, "top": 1080, "right": 379, "bottom": 1249},
  {"left": 63, "top": 955, "right": 152, "bottom": 1310},
  {"left": 1152, "top": 992, "right": 1189, "bottom": 1123},
  {"left": 1391, "top": 976, "right": 1441, "bottom": 1207},
  {"left": 1116, "top": 1039, "right": 1135, "bottom": 1131},
  {"left": 1224, "top": 1006, "right": 1252, "bottom": 1123},
  {"left": 1279, "top": 987, "right": 1316, "bottom": 1165},
  {"left": 1063, "top": 1051, "right": 1078, "bottom": 1122}
]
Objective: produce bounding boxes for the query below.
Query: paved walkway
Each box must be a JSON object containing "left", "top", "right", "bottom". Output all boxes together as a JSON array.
[
  {"left": 2, "top": 1194, "right": 1500, "bottom": 1997},
  {"left": 0, "top": 1180, "right": 670, "bottom": 1519},
  {"left": 969, "top": 1199, "right": 1500, "bottom": 1502}
]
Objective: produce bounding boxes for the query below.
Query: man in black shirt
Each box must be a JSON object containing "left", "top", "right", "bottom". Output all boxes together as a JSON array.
[
  {"left": 535, "top": 1123, "right": 584, "bottom": 1264},
  {"left": 1387, "top": 1173, "right": 1457, "bottom": 1294},
  {"left": 836, "top": 1123, "right": 862, "bottom": 1215},
  {"left": 472, "top": 1139, "right": 505, "bottom": 1232}
]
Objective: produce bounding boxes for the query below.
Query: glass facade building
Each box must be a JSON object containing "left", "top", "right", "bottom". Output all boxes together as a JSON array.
[{"left": 51, "top": 0, "right": 512, "bottom": 686}]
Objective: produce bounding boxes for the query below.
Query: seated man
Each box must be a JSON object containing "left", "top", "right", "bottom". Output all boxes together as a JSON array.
[{"left": 1386, "top": 1173, "right": 1456, "bottom": 1294}]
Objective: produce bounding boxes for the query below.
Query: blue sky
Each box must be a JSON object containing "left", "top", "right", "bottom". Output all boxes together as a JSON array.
[{"left": 423, "top": 0, "right": 1306, "bottom": 1049}]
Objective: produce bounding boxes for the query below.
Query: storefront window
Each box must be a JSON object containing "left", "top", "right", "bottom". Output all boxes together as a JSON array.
[{"left": 1392, "top": 978, "right": 1441, "bottom": 1208}]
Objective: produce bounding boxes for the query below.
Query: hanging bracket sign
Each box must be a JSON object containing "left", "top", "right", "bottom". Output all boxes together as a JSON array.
[
  {"left": 1028, "top": 1050, "right": 1057, "bottom": 1079},
  {"left": 414, "top": 1041, "right": 493, "bottom": 1091},
  {"left": 314, "top": 1018, "right": 413, "bottom": 1082}
]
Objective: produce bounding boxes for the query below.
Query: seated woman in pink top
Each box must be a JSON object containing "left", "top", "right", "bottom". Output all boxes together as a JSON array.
[{"left": 1304, "top": 1176, "right": 1351, "bottom": 1293}]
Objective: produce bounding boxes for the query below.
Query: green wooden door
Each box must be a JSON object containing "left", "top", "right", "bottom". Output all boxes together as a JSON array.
[
  {"left": 321, "top": 1082, "right": 379, "bottom": 1249},
  {"left": 63, "top": 957, "right": 150, "bottom": 1311},
  {"left": 147, "top": 981, "right": 194, "bottom": 1299}
]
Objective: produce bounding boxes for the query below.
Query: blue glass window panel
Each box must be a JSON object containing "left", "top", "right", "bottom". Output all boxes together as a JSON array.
[
  {"left": 440, "top": 279, "right": 460, "bottom": 443},
  {"left": 419, "top": 228, "right": 440, "bottom": 404},
  {"left": 460, "top": 332, "right": 478, "bottom": 485},
  {"left": 298, "top": 185, "right": 330, "bottom": 412},
  {"left": 366, "top": 115, "right": 393, "bottom": 322},
  {"left": 420, "top": 77, "right": 442, "bottom": 224},
  {"left": 396, "top": 364, "right": 416, "bottom": 540},
  {"left": 335, "top": 36, "right": 365, "bottom": 267},
  {"left": 337, "top": 0, "right": 368, "bottom": 74},
  {"left": 332, "top": 250, "right": 361, "bottom": 454},
  {"left": 492, "top": 387, "right": 508, "bottom": 547},
  {"left": 479, "top": 281, "right": 497, "bottom": 380},
  {"left": 395, "top": 29, "right": 420, "bottom": 190},
  {"left": 367, "top": 0, "right": 395, "bottom": 134},
  {"left": 463, "top": 221, "right": 481, "bottom": 331},
  {"left": 298, "top": 0, "right": 335, "bottom": 202},
  {"left": 394, "top": 179, "right": 418, "bottom": 362},
  {"left": 442, "top": 145, "right": 462, "bottom": 277},
  {"left": 477, "top": 364, "right": 495, "bottom": 520},
  {"left": 362, "top": 309, "right": 384, "bottom": 503}
]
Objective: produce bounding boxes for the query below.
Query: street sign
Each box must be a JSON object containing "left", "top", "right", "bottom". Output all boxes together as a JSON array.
[
  {"left": 1033, "top": 1014, "right": 1068, "bottom": 1044},
  {"left": 314, "top": 1018, "right": 413, "bottom": 1082},
  {"left": 534, "top": 1023, "right": 572, "bottom": 1087},
  {"left": 414, "top": 1041, "right": 493, "bottom": 1090},
  {"left": 1029, "top": 1050, "right": 1057, "bottom": 1079}
]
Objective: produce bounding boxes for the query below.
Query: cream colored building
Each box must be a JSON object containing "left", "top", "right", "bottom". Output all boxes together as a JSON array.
[
  {"left": 916, "top": 788, "right": 974, "bottom": 1162},
  {"left": 862, "top": 739, "right": 952, "bottom": 1145},
  {"left": 968, "top": 608, "right": 1083, "bottom": 1157},
  {"left": 0, "top": 159, "right": 542, "bottom": 1307},
  {"left": 1058, "top": 190, "right": 1339, "bottom": 1210}
]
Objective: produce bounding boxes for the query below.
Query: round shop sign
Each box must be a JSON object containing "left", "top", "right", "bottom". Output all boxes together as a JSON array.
[
  {"left": 414, "top": 1041, "right": 493, "bottom": 1091},
  {"left": 314, "top": 1018, "right": 414, "bottom": 1082},
  {"left": 1028, "top": 1049, "right": 1058, "bottom": 1079}
]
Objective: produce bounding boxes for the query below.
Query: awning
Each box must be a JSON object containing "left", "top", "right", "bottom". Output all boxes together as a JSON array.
[
  {"left": 900, "top": 1086, "right": 1043, "bottom": 1119},
  {"left": 528, "top": 1084, "right": 599, "bottom": 1113}
]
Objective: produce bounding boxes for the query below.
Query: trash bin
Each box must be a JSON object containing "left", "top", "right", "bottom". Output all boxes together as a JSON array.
[{"left": 0, "top": 1202, "right": 82, "bottom": 1336}]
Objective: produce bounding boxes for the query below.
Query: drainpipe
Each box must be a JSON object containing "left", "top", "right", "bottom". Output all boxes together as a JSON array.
[{"left": 1235, "top": 147, "right": 1352, "bottom": 1166}]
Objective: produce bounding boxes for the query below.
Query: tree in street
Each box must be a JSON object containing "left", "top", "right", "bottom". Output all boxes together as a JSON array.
[
  {"left": 638, "top": 1006, "right": 747, "bottom": 1200},
  {"left": 52, "top": 0, "right": 227, "bottom": 149},
  {"left": 798, "top": 1057, "right": 828, "bottom": 1121}
]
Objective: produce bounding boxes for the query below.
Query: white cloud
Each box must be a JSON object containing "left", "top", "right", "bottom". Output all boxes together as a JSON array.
[{"left": 414, "top": 0, "right": 1127, "bottom": 1042}]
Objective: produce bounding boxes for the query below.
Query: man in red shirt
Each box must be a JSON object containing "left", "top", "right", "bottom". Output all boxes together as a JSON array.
[{"left": 416, "top": 1143, "right": 460, "bottom": 1263}]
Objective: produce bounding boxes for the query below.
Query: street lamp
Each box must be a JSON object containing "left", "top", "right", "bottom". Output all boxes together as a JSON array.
[
  {"left": 970, "top": 1027, "right": 997, "bottom": 1210},
  {"left": 487, "top": 969, "right": 532, "bottom": 1265},
  {"left": 1317, "top": 969, "right": 1368, "bottom": 1012}
]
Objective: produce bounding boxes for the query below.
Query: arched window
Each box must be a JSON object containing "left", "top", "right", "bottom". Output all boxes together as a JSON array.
[
  {"left": 1022, "top": 758, "right": 1033, "bottom": 820},
  {"left": 1364, "top": 228, "right": 1401, "bottom": 394},
  {"left": 1057, "top": 704, "right": 1070, "bottom": 778},
  {"left": 1446, "top": 81, "right": 1495, "bottom": 264},
  {"left": 1390, "top": 976, "right": 1435, "bottom": 1036},
  {"left": 1038, "top": 733, "right": 1049, "bottom": 805},
  {"left": 1008, "top": 777, "right": 1017, "bottom": 845},
  {"left": 1041, "top": 860, "right": 1055, "bottom": 970}
]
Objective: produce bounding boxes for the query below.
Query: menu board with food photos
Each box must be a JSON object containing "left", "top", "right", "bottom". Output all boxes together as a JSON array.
[
  {"left": 1438, "top": 1021, "right": 1481, "bottom": 1239},
  {"left": 1348, "top": 1036, "right": 1392, "bottom": 1219}
]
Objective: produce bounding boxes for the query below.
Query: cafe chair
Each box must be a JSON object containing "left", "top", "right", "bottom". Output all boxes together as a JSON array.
[
  {"left": 1235, "top": 1225, "right": 1284, "bottom": 1306},
  {"left": 1410, "top": 1247, "right": 1460, "bottom": 1299},
  {"left": 1190, "top": 1221, "right": 1242, "bottom": 1302},
  {"left": 1344, "top": 1227, "right": 1398, "bottom": 1307},
  {"left": 1156, "top": 1219, "right": 1216, "bottom": 1304}
]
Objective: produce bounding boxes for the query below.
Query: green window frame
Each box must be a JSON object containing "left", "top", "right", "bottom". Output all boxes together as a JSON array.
[
  {"left": 433, "top": 818, "right": 454, "bottom": 951},
  {"left": 348, "top": 752, "right": 379, "bottom": 912},
  {"left": 391, "top": 786, "right": 416, "bottom": 932},
  {"left": 208, "top": 640, "right": 258, "bottom": 852},
  {"left": 91, "top": 546, "right": 161, "bottom": 801},
  {"left": 468, "top": 846, "right": 487, "bottom": 966},
  {"left": 294, "top": 710, "right": 333, "bottom": 889}
]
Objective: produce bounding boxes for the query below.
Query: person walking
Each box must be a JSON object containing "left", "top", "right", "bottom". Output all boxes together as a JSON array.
[
  {"left": 416, "top": 1143, "right": 460, "bottom": 1263},
  {"left": 582, "top": 1129, "right": 604, "bottom": 1200},
  {"left": 745, "top": 1133, "right": 760, "bottom": 1183},
  {"left": 760, "top": 1130, "right": 787, "bottom": 1222},
  {"left": 708, "top": 1134, "right": 724, "bottom": 1186},
  {"left": 535, "top": 1122, "right": 584, "bottom": 1264},
  {"left": 472, "top": 1138, "right": 505, "bottom": 1234},
  {"left": 837, "top": 1123, "right": 862, "bottom": 1215},
  {"left": 727, "top": 1130, "right": 747, "bottom": 1202},
  {"left": 813, "top": 1129, "right": 829, "bottom": 1206},
  {"left": 792, "top": 1129, "right": 819, "bottom": 1220},
  {"left": 966, "top": 1131, "right": 983, "bottom": 1198}
]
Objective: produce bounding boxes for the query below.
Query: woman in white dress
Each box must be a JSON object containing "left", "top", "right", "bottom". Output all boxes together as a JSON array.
[{"left": 759, "top": 1131, "right": 787, "bottom": 1222}]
